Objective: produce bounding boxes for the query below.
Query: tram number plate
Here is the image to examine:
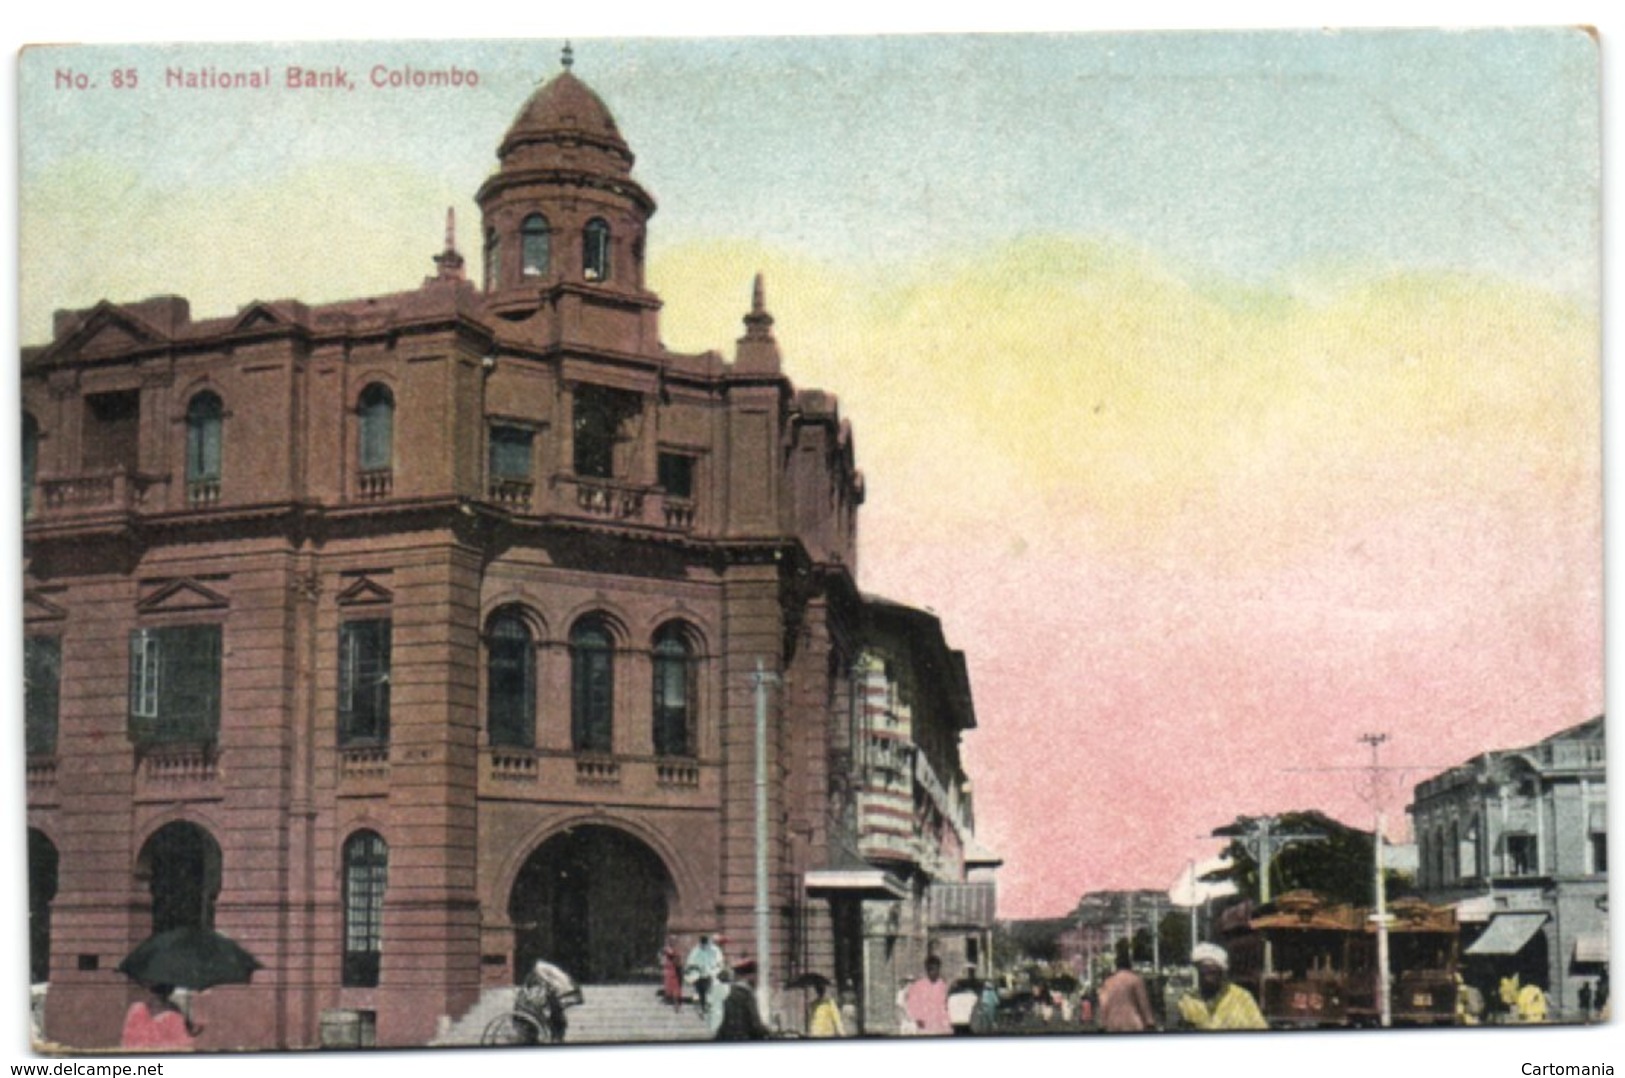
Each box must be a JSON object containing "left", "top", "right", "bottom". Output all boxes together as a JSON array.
[
  {"left": 1413, "top": 992, "right": 1433, "bottom": 1008},
  {"left": 1290, "top": 991, "right": 1326, "bottom": 1012}
]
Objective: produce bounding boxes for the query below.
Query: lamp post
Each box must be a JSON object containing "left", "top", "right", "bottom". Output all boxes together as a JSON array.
[{"left": 753, "top": 660, "right": 781, "bottom": 1028}]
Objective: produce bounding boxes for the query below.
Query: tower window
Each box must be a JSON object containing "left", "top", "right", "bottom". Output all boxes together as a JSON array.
[
  {"left": 583, "top": 218, "right": 611, "bottom": 282},
  {"left": 484, "top": 227, "right": 500, "bottom": 291},
  {"left": 521, "top": 214, "right": 551, "bottom": 278}
]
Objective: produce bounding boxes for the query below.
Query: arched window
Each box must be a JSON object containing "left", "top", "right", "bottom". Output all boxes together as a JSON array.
[
  {"left": 652, "top": 625, "right": 695, "bottom": 757},
  {"left": 521, "top": 214, "right": 550, "bottom": 278},
  {"left": 358, "top": 384, "right": 394, "bottom": 474},
  {"left": 185, "top": 392, "right": 223, "bottom": 503},
  {"left": 487, "top": 611, "right": 536, "bottom": 748},
  {"left": 484, "top": 227, "right": 500, "bottom": 291},
  {"left": 22, "top": 413, "right": 38, "bottom": 518},
  {"left": 343, "top": 830, "right": 388, "bottom": 988},
  {"left": 570, "top": 618, "right": 614, "bottom": 753},
  {"left": 583, "top": 218, "right": 611, "bottom": 282},
  {"left": 139, "top": 821, "right": 222, "bottom": 934}
]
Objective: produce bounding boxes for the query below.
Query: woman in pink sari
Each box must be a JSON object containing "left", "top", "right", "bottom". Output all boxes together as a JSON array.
[
  {"left": 661, "top": 936, "right": 683, "bottom": 1011},
  {"left": 121, "top": 985, "right": 200, "bottom": 1050}
]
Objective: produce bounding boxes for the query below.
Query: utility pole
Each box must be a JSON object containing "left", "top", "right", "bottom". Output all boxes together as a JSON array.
[
  {"left": 752, "top": 660, "right": 781, "bottom": 1029},
  {"left": 1359, "top": 732, "right": 1393, "bottom": 1029},
  {"left": 1219, "top": 816, "right": 1326, "bottom": 975},
  {"left": 1187, "top": 859, "right": 1199, "bottom": 950}
]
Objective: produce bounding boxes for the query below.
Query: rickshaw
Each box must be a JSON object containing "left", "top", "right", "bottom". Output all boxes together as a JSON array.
[{"left": 481, "top": 962, "right": 585, "bottom": 1045}]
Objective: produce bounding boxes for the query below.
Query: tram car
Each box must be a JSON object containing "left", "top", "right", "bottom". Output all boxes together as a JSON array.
[{"left": 1218, "top": 891, "right": 1458, "bottom": 1028}]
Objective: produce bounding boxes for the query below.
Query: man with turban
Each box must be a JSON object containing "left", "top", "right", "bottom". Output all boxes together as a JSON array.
[{"left": 1177, "top": 942, "right": 1267, "bottom": 1031}]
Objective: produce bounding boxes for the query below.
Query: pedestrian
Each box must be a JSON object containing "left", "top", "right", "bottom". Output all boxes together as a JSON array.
[
  {"left": 903, "top": 956, "right": 953, "bottom": 1035},
  {"left": 808, "top": 979, "right": 846, "bottom": 1038},
  {"left": 1176, "top": 943, "right": 1266, "bottom": 1031},
  {"left": 839, "top": 980, "right": 861, "bottom": 1035},
  {"left": 1578, "top": 980, "right": 1593, "bottom": 1020},
  {"left": 121, "top": 984, "right": 200, "bottom": 1050},
  {"left": 971, "top": 980, "right": 999, "bottom": 1034},
  {"left": 715, "top": 959, "right": 771, "bottom": 1041},
  {"left": 684, "top": 933, "right": 726, "bottom": 1029},
  {"left": 660, "top": 935, "right": 683, "bottom": 1011},
  {"left": 1098, "top": 951, "right": 1157, "bottom": 1032}
]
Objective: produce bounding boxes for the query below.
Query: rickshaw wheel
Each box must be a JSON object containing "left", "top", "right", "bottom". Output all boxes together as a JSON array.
[{"left": 482, "top": 1011, "right": 547, "bottom": 1045}]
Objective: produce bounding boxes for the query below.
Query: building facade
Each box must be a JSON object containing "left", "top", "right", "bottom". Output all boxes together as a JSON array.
[
  {"left": 1408, "top": 716, "right": 1607, "bottom": 1018},
  {"left": 22, "top": 57, "right": 991, "bottom": 1049}
]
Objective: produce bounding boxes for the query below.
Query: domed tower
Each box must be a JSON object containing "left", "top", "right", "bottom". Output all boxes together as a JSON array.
[{"left": 476, "top": 46, "right": 660, "bottom": 347}]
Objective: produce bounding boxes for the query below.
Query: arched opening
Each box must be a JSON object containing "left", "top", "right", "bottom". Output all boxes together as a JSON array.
[
  {"left": 137, "top": 822, "right": 222, "bottom": 934},
  {"left": 487, "top": 609, "right": 536, "bottom": 748},
  {"left": 508, "top": 825, "right": 674, "bottom": 983},
  {"left": 28, "top": 830, "right": 58, "bottom": 984},
  {"left": 569, "top": 617, "right": 614, "bottom": 753}
]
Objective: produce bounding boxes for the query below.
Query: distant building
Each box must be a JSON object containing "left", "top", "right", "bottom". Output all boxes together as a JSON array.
[
  {"left": 21, "top": 55, "right": 992, "bottom": 1049},
  {"left": 1408, "top": 716, "right": 1607, "bottom": 1017}
]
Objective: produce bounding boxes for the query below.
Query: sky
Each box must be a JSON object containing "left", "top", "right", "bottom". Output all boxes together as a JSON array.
[{"left": 4, "top": 8, "right": 1618, "bottom": 1073}]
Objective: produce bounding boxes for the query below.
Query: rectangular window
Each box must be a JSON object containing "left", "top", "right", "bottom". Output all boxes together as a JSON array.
[
  {"left": 127, "top": 625, "right": 222, "bottom": 745},
  {"left": 1506, "top": 833, "right": 1538, "bottom": 877},
  {"left": 84, "top": 390, "right": 140, "bottom": 472},
  {"left": 339, "top": 619, "right": 391, "bottom": 744},
  {"left": 1592, "top": 833, "right": 1608, "bottom": 875},
  {"left": 658, "top": 452, "right": 695, "bottom": 498},
  {"left": 25, "top": 636, "right": 60, "bottom": 755},
  {"left": 489, "top": 425, "right": 534, "bottom": 480}
]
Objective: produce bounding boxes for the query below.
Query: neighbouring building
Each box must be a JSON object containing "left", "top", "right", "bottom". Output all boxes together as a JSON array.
[
  {"left": 21, "top": 52, "right": 993, "bottom": 1049},
  {"left": 1408, "top": 716, "right": 1607, "bottom": 1018}
]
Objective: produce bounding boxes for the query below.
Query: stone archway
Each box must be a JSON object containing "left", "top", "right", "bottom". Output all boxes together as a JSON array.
[
  {"left": 136, "top": 821, "right": 222, "bottom": 933},
  {"left": 508, "top": 825, "right": 675, "bottom": 983}
]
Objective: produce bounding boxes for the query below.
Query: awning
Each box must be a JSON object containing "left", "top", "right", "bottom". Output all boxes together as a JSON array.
[
  {"left": 1573, "top": 936, "right": 1610, "bottom": 964},
  {"left": 1465, "top": 913, "right": 1548, "bottom": 957},
  {"left": 804, "top": 869, "right": 907, "bottom": 900},
  {"left": 963, "top": 840, "right": 1003, "bottom": 870}
]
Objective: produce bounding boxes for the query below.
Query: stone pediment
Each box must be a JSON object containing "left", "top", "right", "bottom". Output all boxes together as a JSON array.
[
  {"left": 43, "top": 302, "right": 167, "bottom": 364},
  {"left": 22, "top": 589, "right": 68, "bottom": 624},
  {"left": 137, "top": 577, "right": 230, "bottom": 613},
  {"left": 335, "top": 576, "right": 394, "bottom": 606},
  {"left": 230, "top": 302, "right": 292, "bottom": 335}
]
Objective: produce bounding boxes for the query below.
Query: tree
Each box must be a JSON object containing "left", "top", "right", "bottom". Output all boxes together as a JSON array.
[{"left": 1205, "top": 810, "right": 1409, "bottom": 907}]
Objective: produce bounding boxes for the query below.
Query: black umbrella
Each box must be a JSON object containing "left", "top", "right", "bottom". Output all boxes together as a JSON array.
[
  {"left": 117, "top": 927, "right": 263, "bottom": 991},
  {"left": 786, "top": 972, "right": 831, "bottom": 992}
]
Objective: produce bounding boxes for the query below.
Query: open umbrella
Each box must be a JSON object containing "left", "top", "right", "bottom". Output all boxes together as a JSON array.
[
  {"left": 785, "top": 972, "right": 831, "bottom": 992},
  {"left": 117, "top": 927, "right": 262, "bottom": 991}
]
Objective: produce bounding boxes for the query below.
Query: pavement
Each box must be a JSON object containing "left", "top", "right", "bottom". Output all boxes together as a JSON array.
[{"left": 432, "top": 983, "right": 716, "bottom": 1046}]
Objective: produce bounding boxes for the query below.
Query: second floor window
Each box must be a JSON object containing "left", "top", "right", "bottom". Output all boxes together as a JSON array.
[
  {"left": 1506, "top": 833, "right": 1538, "bottom": 877},
  {"left": 25, "top": 635, "right": 60, "bottom": 755},
  {"left": 339, "top": 619, "right": 391, "bottom": 744},
  {"left": 658, "top": 453, "right": 695, "bottom": 499},
  {"left": 129, "top": 624, "right": 222, "bottom": 745},
  {"left": 489, "top": 425, "right": 534, "bottom": 482},
  {"left": 186, "top": 392, "right": 223, "bottom": 494},
  {"left": 358, "top": 384, "right": 394, "bottom": 473}
]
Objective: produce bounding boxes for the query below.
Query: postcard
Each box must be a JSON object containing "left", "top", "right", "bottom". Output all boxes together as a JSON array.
[{"left": 10, "top": 27, "right": 1609, "bottom": 1072}]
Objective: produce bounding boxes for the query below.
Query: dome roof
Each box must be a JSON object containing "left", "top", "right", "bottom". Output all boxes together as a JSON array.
[{"left": 499, "top": 70, "right": 633, "bottom": 171}]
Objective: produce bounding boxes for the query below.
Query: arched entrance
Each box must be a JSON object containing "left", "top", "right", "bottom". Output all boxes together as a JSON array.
[
  {"left": 137, "top": 822, "right": 222, "bottom": 933},
  {"left": 508, "top": 825, "right": 674, "bottom": 983},
  {"left": 28, "top": 830, "right": 58, "bottom": 984}
]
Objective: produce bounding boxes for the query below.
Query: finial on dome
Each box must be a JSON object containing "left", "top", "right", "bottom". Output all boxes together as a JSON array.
[
  {"left": 432, "top": 206, "right": 466, "bottom": 282},
  {"left": 562, "top": 41, "right": 575, "bottom": 70}
]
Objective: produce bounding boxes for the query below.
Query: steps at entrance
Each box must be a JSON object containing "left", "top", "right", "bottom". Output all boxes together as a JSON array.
[{"left": 433, "top": 983, "right": 714, "bottom": 1047}]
